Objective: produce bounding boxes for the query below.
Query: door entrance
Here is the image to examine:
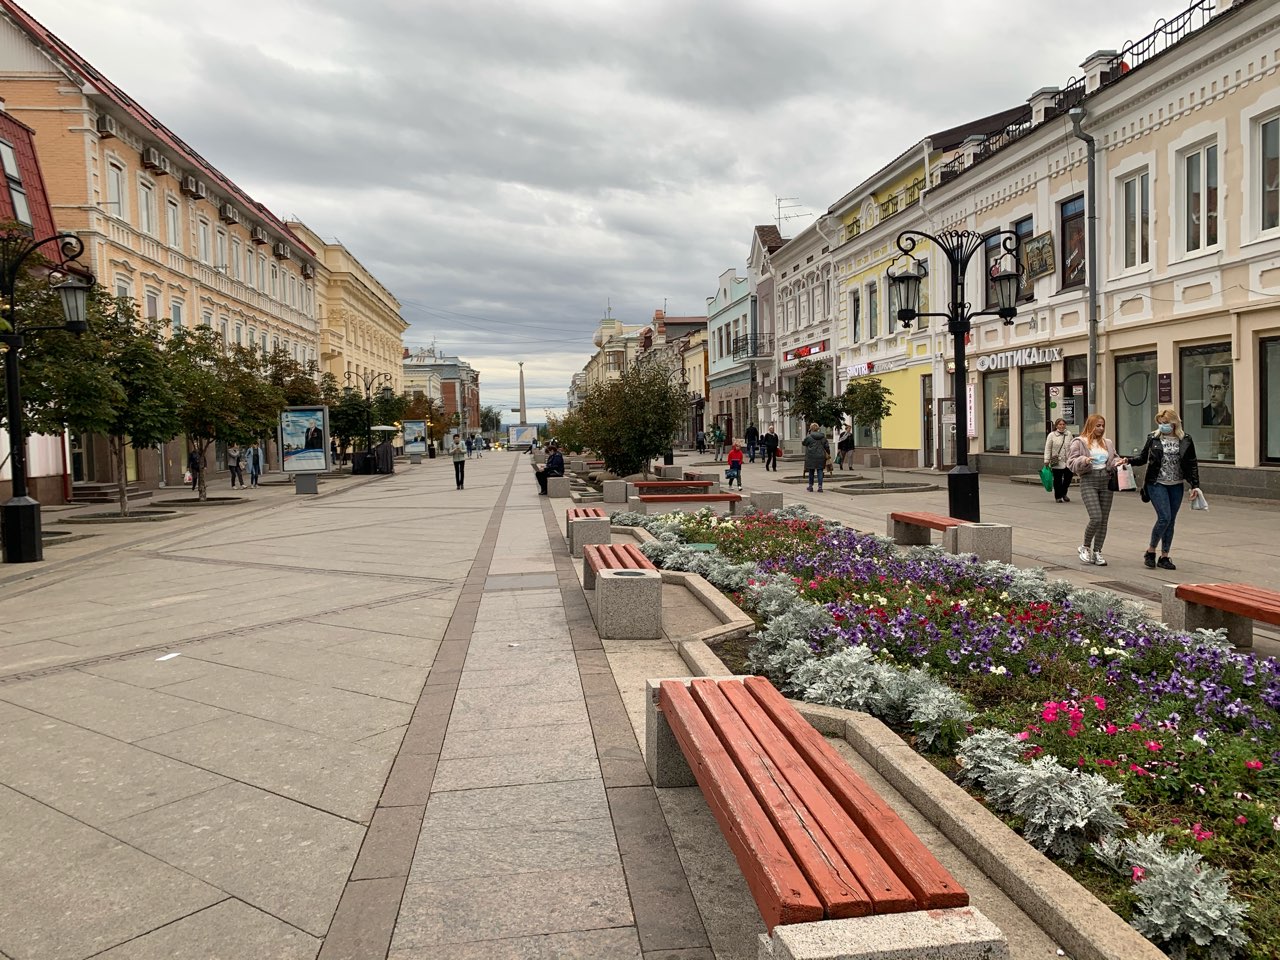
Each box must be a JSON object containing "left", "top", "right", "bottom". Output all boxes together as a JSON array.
[
  {"left": 1044, "top": 381, "right": 1086, "bottom": 434},
  {"left": 936, "top": 398, "right": 957, "bottom": 470},
  {"left": 921, "top": 375, "right": 934, "bottom": 468}
]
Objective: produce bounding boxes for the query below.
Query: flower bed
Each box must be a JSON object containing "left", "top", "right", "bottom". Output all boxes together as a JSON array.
[{"left": 614, "top": 507, "right": 1279, "bottom": 960}]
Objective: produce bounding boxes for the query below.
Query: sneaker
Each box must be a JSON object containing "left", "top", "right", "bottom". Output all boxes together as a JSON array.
[
  {"left": 1143, "top": 551, "right": 1157, "bottom": 568},
  {"left": 1077, "top": 545, "right": 1094, "bottom": 564},
  {"left": 1157, "top": 556, "right": 1177, "bottom": 570},
  {"left": 1062, "top": 495, "right": 1071, "bottom": 502},
  {"left": 806, "top": 486, "right": 813, "bottom": 492},
  {"left": 1093, "top": 552, "right": 1108, "bottom": 566}
]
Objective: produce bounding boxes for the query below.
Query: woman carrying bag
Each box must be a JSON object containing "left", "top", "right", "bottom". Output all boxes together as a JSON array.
[
  {"left": 1066, "top": 414, "right": 1127, "bottom": 566},
  {"left": 1127, "top": 408, "right": 1202, "bottom": 570},
  {"left": 1042, "top": 418, "right": 1073, "bottom": 503}
]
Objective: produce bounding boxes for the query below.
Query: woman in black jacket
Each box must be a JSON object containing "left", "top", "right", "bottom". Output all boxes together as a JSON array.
[{"left": 1127, "top": 409, "right": 1202, "bottom": 570}]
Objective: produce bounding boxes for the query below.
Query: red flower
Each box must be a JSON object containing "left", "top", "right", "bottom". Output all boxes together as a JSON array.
[{"left": 1245, "top": 759, "right": 1264, "bottom": 771}]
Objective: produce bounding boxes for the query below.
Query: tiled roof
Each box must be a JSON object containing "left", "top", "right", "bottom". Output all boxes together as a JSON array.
[
  {"left": 754, "top": 224, "right": 785, "bottom": 253},
  {"left": 0, "top": 0, "right": 314, "bottom": 257}
]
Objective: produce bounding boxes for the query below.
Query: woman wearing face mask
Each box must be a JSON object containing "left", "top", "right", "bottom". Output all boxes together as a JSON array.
[
  {"left": 1127, "top": 409, "right": 1201, "bottom": 570},
  {"left": 1043, "top": 418, "right": 1073, "bottom": 503},
  {"left": 1066, "top": 414, "right": 1126, "bottom": 566}
]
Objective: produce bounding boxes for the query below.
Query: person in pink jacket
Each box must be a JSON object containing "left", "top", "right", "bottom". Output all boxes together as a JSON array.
[{"left": 1066, "top": 414, "right": 1128, "bottom": 567}]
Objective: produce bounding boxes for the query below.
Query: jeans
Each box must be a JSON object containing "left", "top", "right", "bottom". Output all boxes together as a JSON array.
[
  {"left": 747, "top": 442, "right": 757, "bottom": 463},
  {"left": 806, "top": 467, "right": 824, "bottom": 490},
  {"left": 1147, "top": 482, "right": 1185, "bottom": 554},
  {"left": 453, "top": 460, "right": 465, "bottom": 489},
  {"left": 714, "top": 442, "right": 724, "bottom": 461},
  {"left": 764, "top": 449, "right": 777, "bottom": 471},
  {"left": 1051, "top": 467, "right": 1073, "bottom": 501}
]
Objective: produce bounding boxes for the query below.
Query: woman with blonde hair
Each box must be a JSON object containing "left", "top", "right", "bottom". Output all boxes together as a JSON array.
[
  {"left": 1127, "top": 408, "right": 1202, "bottom": 570},
  {"left": 1066, "top": 413, "right": 1127, "bottom": 566}
]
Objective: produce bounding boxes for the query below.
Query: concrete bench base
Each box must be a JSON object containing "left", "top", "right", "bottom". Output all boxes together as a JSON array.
[
  {"left": 943, "top": 522, "right": 1013, "bottom": 565},
  {"left": 602, "top": 479, "right": 629, "bottom": 503},
  {"left": 593, "top": 568, "right": 662, "bottom": 639},
  {"left": 568, "top": 458, "right": 586, "bottom": 474},
  {"left": 1161, "top": 583, "right": 1254, "bottom": 648},
  {"left": 657, "top": 464, "right": 684, "bottom": 479},
  {"left": 757, "top": 908, "right": 1008, "bottom": 960},
  {"left": 750, "top": 491, "right": 784, "bottom": 512},
  {"left": 547, "top": 476, "right": 572, "bottom": 498},
  {"left": 628, "top": 496, "right": 736, "bottom": 516},
  {"left": 568, "top": 516, "right": 610, "bottom": 557}
]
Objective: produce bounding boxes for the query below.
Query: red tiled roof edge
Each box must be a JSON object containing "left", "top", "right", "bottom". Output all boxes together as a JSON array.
[
  {"left": 754, "top": 224, "right": 785, "bottom": 253},
  {"left": 0, "top": 0, "right": 315, "bottom": 258}
]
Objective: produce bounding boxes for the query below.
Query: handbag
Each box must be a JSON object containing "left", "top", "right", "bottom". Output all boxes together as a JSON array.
[
  {"left": 1107, "top": 471, "right": 1119, "bottom": 492},
  {"left": 1191, "top": 490, "right": 1209, "bottom": 511},
  {"left": 1115, "top": 463, "right": 1137, "bottom": 492},
  {"left": 1039, "top": 465, "right": 1054, "bottom": 492}
]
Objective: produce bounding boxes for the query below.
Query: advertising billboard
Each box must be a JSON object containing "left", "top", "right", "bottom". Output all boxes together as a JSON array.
[
  {"left": 279, "top": 406, "right": 330, "bottom": 473},
  {"left": 508, "top": 425, "right": 538, "bottom": 448},
  {"left": 402, "top": 420, "right": 427, "bottom": 456}
]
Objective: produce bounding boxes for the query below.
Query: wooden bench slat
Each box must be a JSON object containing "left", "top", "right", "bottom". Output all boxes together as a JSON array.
[
  {"left": 718, "top": 681, "right": 917, "bottom": 914},
  {"left": 633, "top": 480, "right": 715, "bottom": 488},
  {"left": 638, "top": 494, "right": 741, "bottom": 502},
  {"left": 566, "top": 507, "right": 607, "bottom": 520},
  {"left": 890, "top": 511, "right": 962, "bottom": 531},
  {"left": 660, "top": 681, "right": 824, "bottom": 930},
  {"left": 689, "top": 679, "right": 873, "bottom": 920},
  {"left": 743, "top": 677, "right": 969, "bottom": 910},
  {"left": 1175, "top": 583, "right": 1280, "bottom": 626},
  {"left": 584, "top": 543, "right": 654, "bottom": 573}
]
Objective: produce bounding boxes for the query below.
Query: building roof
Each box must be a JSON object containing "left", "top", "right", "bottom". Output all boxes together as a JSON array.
[
  {"left": 0, "top": 107, "right": 56, "bottom": 239},
  {"left": 0, "top": 0, "right": 314, "bottom": 258},
  {"left": 754, "top": 224, "right": 785, "bottom": 253}
]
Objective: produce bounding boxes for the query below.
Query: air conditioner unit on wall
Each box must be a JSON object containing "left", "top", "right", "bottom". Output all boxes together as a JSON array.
[
  {"left": 194, "top": 180, "right": 207, "bottom": 200},
  {"left": 219, "top": 203, "right": 240, "bottom": 224},
  {"left": 272, "top": 242, "right": 291, "bottom": 261},
  {"left": 142, "top": 147, "right": 163, "bottom": 170},
  {"left": 95, "top": 115, "right": 118, "bottom": 139},
  {"left": 181, "top": 175, "right": 199, "bottom": 196},
  {"left": 250, "top": 226, "right": 268, "bottom": 245},
  {"left": 301, "top": 263, "right": 315, "bottom": 279}
]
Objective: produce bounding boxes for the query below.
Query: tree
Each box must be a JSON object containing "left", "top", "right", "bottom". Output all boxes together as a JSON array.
[
  {"left": 372, "top": 390, "right": 410, "bottom": 432},
  {"left": 263, "top": 347, "right": 321, "bottom": 406},
  {"left": 778, "top": 359, "right": 843, "bottom": 432},
  {"left": 576, "top": 358, "right": 686, "bottom": 477},
  {"left": 842, "top": 378, "right": 896, "bottom": 487},
  {"left": 328, "top": 391, "right": 371, "bottom": 460},
  {"left": 545, "top": 409, "right": 587, "bottom": 453},
  {"left": 479, "top": 404, "right": 503, "bottom": 437}
]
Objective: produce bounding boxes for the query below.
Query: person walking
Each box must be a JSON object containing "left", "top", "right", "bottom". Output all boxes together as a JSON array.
[
  {"left": 695, "top": 429, "right": 706, "bottom": 456},
  {"left": 473, "top": 435, "right": 483, "bottom": 458},
  {"left": 763, "top": 423, "right": 779, "bottom": 472},
  {"left": 1043, "top": 418, "right": 1074, "bottom": 503},
  {"left": 1127, "top": 409, "right": 1202, "bottom": 570},
  {"left": 247, "top": 444, "right": 263, "bottom": 487},
  {"left": 186, "top": 448, "right": 202, "bottom": 492},
  {"left": 465, "top": 436, "right": 474, "bottom": 459},
  {"left": 227, "top": 445, "right": 245, "bottom": 489},
  {"left": 725, "top": 440, "right": 744, "bottom": 490},
  {"left": 837, "top": 426, "right": 856, "bottom": 470},
  {"left": 801, "top": 422, "right": 830, "bottom": 492},
  {"left": 712, "top": 423, "right": 726, "bottom": 461},
  {"left": 744, "top": 424, "right": 759, "bottom": 463},
  {"left": 450, "top": 434, "right": 467, "bottom": 490},
  {"left": 1066, "top": 414, "right": 1126, "bottom": 566}
]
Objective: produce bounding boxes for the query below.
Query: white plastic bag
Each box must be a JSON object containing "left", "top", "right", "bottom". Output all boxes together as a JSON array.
[
  {"left": 1191, "top": 490, "right": 1208, "bottom": 511},
  {"left": 1115, "top": 463, "right": 1137, "bottom": 492}
]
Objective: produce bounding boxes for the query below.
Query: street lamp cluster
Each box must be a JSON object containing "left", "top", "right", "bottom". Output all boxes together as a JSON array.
[
  {"left": 1, "top": 231, "right": 93, "bottom": 563},
  {"left": 344, "top": 370, "right": 394, "bottom": 471},
  {"left": 888, "top": 229, "right": 1022, "bottom": 523}
]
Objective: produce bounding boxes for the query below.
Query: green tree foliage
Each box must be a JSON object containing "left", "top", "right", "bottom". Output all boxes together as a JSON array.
[
  {"left": 263, "top": 347, "right": 322, "bottom": 406},
  {"left": 842, "top": 378, "right": 896, "bottom": 486},
  {"left": 480, "top": 404, "right": 503, "bottom": 437},
  {"left": 328, "top": 391, "right": 372, "bottom": 457},
  {"left": 577, "top": 359, "right": 686, "bottom": 477},
  {"left": 778, "top": 359, "right": 843, "bottom": 431},
  {"left": 372, "top": 390, "right": 410, "bottom": 432},
  {"left": 545, "top": 409, "right": 587, "bottom": 454}
]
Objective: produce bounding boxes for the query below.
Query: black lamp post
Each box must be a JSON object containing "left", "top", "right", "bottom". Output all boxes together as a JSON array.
[
  {"left": 889, "top": 229, "right": 1021, "bottom": 522},
  {"left": 1, "top": 232, "right": 93, "bottom": 563},
  {"left": 344, "top": 370, "right": 393, "bottom": 456}
]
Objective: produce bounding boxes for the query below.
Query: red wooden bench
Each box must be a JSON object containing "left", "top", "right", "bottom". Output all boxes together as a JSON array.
[
  {"left": 632, "top": 480, "right": 715, "bottom": 491},
  {"left": 657, "top": 676, "right": 967, "bottom": 931},
  {"left": 566, "top": 506, "right": 610, "bottom": 557},
  {"left": 566, "top": 507, "right": 607, "bottom": 522},
  {"left": 637, "top": 493, "right": 741, "bottom": 515},
  {"left": 888, "top": 510, "right": 963, "bottom": 547},
  {"left": 1164, "top": 582, "right": 1280, "bottom": 649},
  {"left": 582, "top": 542, "right": 655, "bottom": 590}
]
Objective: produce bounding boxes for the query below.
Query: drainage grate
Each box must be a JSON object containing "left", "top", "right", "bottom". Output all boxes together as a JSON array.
[{"left": 1094, "top": 580, "right": 1163, "bottom": 603}]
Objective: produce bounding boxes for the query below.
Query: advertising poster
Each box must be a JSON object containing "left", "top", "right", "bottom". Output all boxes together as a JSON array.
[
  {"left": 508, "top": 425, "right": 538, "bottom": 447},
  {"left": 280, "top": 406, "right": 329, "bottom": 473},
  {"left": 402, "top": 420, "right": 427, "bottom": 456}
]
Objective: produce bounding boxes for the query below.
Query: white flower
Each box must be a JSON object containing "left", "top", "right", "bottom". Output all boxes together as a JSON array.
[{"left": 992, "top": 665, "right": 1008, "bottom": 676}]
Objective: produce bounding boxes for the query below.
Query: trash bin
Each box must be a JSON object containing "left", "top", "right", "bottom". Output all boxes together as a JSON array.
[
  {"left": 427, "top": 444, "right": 437, "bottom": 459},
  {"left": 351, "top": 451, "right": 374, "bottom": 475}
]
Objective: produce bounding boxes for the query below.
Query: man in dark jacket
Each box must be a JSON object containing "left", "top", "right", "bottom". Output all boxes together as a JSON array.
[
  {"left": 536, "top": 442, "right": 565, "bottom": 495},
  {"left": 744, "top": 423, "right": 760, "bottom": 463},
  {"left": 763, "top": 424, "right": 780, "bottom": 472}
]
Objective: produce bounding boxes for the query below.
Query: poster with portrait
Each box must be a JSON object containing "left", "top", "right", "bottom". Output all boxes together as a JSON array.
[
  {"left": 1201, "top": 364, "right": 1233, "bottom": 428},
  {"left": 1024, "top": 231, "right": 1056, "bottom": 281},
  {"left": 402, "top": 419, "right": 427, "bottom": 456},
  {"left": 280, "top": 406, "right": 330, "bottom": 473}
]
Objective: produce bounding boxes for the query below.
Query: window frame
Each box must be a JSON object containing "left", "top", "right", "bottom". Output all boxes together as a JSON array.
[
  {"left": 170, "top": 299, "right": 184, "bottom": 332},
  {"left": 1059, "top": 195, "right": 1086, "bottom": 290},
  {"left": 866, "top": 280, "right": 878, "bottom": 339},
  {"left": 165, "top": 196, "right": 181, "bottom": 250},
  {"left": 0, "top": 139, "right": 31, "bottom": 226},
  {"left": 1013, "top": 218, "right": 1034, "bottom": 301},
  {"left": 197, "top": 217, "right": 211, "bottom": 263},
  {"left": 1119, "top": 170, "right": 1151, "bottom": 270},
  {"left": 1181, "top": 141, "right": 1220, "bottom": 254},
  {"left": 983, "top": 232, "right": 1004, "bottom": 307},
  {"left": 137, "top": 177, "right": 156, "bottom": 236},
  {"left": 1261, "top": 115, "right": 1279, "bottom": 236},
  {"left": 106, "top": 159, "right": 128, "bottom": 220}
]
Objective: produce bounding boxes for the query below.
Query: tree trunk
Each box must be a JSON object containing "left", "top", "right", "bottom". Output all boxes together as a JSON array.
[
  {"left": 112, "top": 436, "right": 130, "bottom": 518},
  {"left": 877, "top": 423, "right": 886, "bottom": 487},
  {"left": 197, "top": 441, "right": 208, "bottom": 501}
]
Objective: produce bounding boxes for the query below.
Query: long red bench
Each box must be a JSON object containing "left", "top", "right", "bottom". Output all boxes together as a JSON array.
[
  {"left": 582, "top": 542, "right": 655, "bottom": 590},
  {"left": 890, "top": 511, "right": 962, "bottom": 532},
  {"left": 658, "top": 676, "right": 967, "bottom": 931},
  {"left": 632, "top": 480, "right": 714, "bottom": 491},
  {"left": 1164, "top": 582, "right": 1280, "bottom": 649}
]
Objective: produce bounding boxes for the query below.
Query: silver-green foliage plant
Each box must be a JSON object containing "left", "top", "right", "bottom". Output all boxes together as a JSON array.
[{"left": 1092, "top": 834, "right": 1249, "bottom": 959}]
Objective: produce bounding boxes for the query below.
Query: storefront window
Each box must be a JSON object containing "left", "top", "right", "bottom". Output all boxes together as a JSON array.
[
  {"left": 1065, "top": 355, "right": 1088, "bottom": 384},
  {"left": 1264, "top": 338, "right": 1280, "bottom": 464},
  {"left": 1180, "top": 343, "right": 1234, "bottom": 463},
  {"left": 983, "top": 370, "right": 1010, "bottom": 453},
  {"left": 1020, "top": 365, "right": 1052, "bottom": 453},
  {"left": 1115, "top": 352, "right": 1157, "bottom": 456}
]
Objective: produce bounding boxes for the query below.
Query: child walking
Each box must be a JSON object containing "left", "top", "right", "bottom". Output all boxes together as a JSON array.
[{"left": 725, "top": 441, "right": 744, "bottom": 490}]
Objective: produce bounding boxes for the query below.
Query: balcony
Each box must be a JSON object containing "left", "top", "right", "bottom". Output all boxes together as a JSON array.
[{"left": 732, "top": 334, "right": 774, "bottom": 362}]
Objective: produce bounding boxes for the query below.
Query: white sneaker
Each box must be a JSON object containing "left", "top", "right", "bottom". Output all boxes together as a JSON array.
[
  {"left": 1093, "top": 552, "right": 1108, "bottom": 566},
  {"left": 1078, "top": 545, "right": 1094, "bottom": 564}
]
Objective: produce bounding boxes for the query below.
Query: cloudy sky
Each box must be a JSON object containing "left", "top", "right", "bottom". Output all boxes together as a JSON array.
[{"left": 23, "top": 0, "right": 1185, "bottom": 417}]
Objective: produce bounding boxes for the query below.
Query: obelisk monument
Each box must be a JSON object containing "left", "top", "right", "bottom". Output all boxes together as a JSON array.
[{"left": 518, "top": 361, "right": 528, "bottom": 425}]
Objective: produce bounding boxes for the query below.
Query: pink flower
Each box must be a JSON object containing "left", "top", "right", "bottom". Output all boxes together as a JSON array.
[
  {"left": 1131, "top": 866, "right": 1146, "bottom": 882},
  {"left": 1129, "top": 764, "right": 1149, "bottom": 776},
  {"left": 1041, "top": 704, "right": 1060, "bottom": 723},
  {"left": 1191, "top": 823, "right": 1214, "bottom": 842},
  {"left": 1144, "top": 741, "right": 1163, "bottom": 752},
  {"left": 1097, "top": 758, "right": 1117, "bottom": 767},
  {"left": 1104, "top": 724, "right": 1119, "bottom": 735},
  {"left": 1245, "top": 759, "right": 1264, "bottom": 771},
  {"left": 1092, "top": 696, "right": 1107, "bottom": 711},
  {"left": 1235, "top": 815, "right": 1248, "bottom": 826},
  {"left": 1015, "top": 731, "right": 1030, "bottom": 741},
  {"left": 1128, "top": 722, "right": 1143, "bottom": 732}
]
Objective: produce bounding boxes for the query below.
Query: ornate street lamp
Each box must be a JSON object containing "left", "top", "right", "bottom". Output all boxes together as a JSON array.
[
  {"left": 889, "top": 229, "right": 1021, "bottom": 522},
  {"left": 1, "top": 232, "right": 94, "bottom": 563},
  {"left": 344, "top": 369, "right": 394, "bottom": 465}
]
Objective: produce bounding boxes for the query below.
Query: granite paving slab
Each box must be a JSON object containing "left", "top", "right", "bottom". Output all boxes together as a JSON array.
[
  {"left": 407, "top": 816, "right": 620, "bottom": 882},
  {"left": 81, "top": 653, "right": 217, "bottom": 689},
  {"left": 111, "top": 781, "right": 364, "bottom": 936},
  {"left": 135, "top": 713, "right": 393, "bottom": 822},
  {"left": 404, "top": 927, "right": 643, "bottom": 960},
  {"left": 452, "top": 682, "right": 583, "bottom": 710},
  {"left": 0, "top": 785, "right": 222, "bottom": 960},
  {"left": 444, "top": 697, "right": 589, "bottom": 732},
  {"left": 0, "top": 714, "right": 226, "bottom": 827},
  {"left": 391, "top": 864, "right": 633, "bottom": 950},
  {"left": 91, "top": 898, "right": 320, "bottom": 960},
  {"left": 441, "top": 720, "right": 595, "bottom": 761},
  {"left": 432, "top": 748, "right": 601, "bottom": 791},
  {"left": 319, "top": 632, "right": 443, "bottom": 667},
  {"left": 422, "top": 778, "right": 609, "bottom": 830}
]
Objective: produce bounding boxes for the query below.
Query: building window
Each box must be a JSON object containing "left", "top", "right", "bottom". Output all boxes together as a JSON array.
[
  {"left": 848, "top": 288, "right": 861, "bottom": 342},
  {"left": 261, "top": 331, "right": 268, "bottom": 353},
  {"left": 270, "top": 263, "right": 279, "bottom": 298},
  {"left": 1181, "top": 343, "right": 1233, "bottom": 463},
  {"left": 138, "top": 180, "right": 156, "bottom": 236},
  {"left": 866, "top": 281, "right": 878, "bottom": 338},
  {"left": 1019, "top": 364, "right": 1052, "bottom": 454},
  {"left": 288, "top": 274, "right": 296, "bottom": 306},
  {"left": 197, "top": 218, "right": 210, "bottom": 263},
  {"left": 1263, "top": 337, "right": 1280, "bottom": 463},
  {"left": 115, "top": 278, "right": 131, "bottom": 300},
  {"left": 1262, "top": 117, "right": 1279, "bottom": 233},
  {"left": 144, "top": 290, "right": 159, "bottom": 320},
  {"left": 230, "top": 238, "right": 242, "bottom": 280},
  {"left": 170, "top": 300, "right": 184, "bottom": 332},
  {"left": 215, "top": 230, "right": 227, "bottom": 272},
  {"left": 248, "top": 327, "right": 257, "bottom": 350},
  {"left": 1115, "top": 351, "right": 1156, "bottom": 456},
  {"left": 235, "top": 323, "right": 243, "bottom": 346},
  {"left": 1121, "top": 171, "right": 1150, "bottom": 269},
  {"left": 1060, "top": 195, "right": 1086, "bottom": 288},
  {"left": 983, "top": 370, "right": 1010, "bottom": 453},
  {"left": 0, "top": 140, "right": 31, "bottom": 225},
  {"left": 1014, "top": 218, "right": 1034, "bottom": 300},
  {"left": 219, "top": 318, "right": 229, "bottom": 345},
  {"left": 106, "top": 160, "right": 126, "bottom": 218},
  {"left": 201, "top": 309, "right": 212, "bottom": 328},
  {"left": 166, "top": 197, "right": 181, "bottom": 249},
  {"left": 984, "top": 232, "right": 1005, "bottom": 307},
  {"left": 1183, "top": 143, "right": 1219, "bottom": 252},
  {"left": 259, "top": 255, "right": 267, "bottom": 291}
]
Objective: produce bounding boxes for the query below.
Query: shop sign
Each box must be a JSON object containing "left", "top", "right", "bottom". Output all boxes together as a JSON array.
[
  {"left": 783, "top": 340, "right": 829, "bottom": 362},
  {"left": 844, "top": 361, "right": 876, "bottom": 377},
  {"left": 974, "top": 347, "right": 1061, "bottom": 372},
  {"left": 1158, "top": 372, "right": 1172, "bottom": 404},
  {"left": 966, "top": 383, "right": 977, "bottom": 438}
]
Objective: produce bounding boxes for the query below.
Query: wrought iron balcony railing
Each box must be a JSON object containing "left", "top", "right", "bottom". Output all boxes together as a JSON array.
[{"left": 732, "top": 334, "right": 775, "bottom": 361}]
